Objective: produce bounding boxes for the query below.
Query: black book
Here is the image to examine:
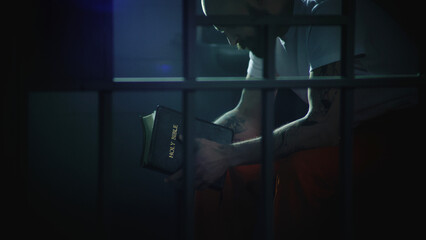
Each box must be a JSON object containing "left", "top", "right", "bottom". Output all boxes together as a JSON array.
[{"left": 140, "top": 105, "right": 233, "bottom": 190}]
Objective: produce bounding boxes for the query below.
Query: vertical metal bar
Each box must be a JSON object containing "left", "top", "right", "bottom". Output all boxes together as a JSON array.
[
  {"left": 261, "top": 25, "right": 276, "bottom": 240},
  {"left": 97, "top": 2, "right": 113, "bottom": 237},
  {"left": 339, "top": 87, "right": 354, "bottom": 240},
  {"left": 340, "top": 0, "right": 355, "bottom": 239},
  {"left": 182, "top": 91, "right": 195, "bottom": 240},
  {"left": 341, "top": 0, "right": 355, "bottom": 78},
  {"left": 19, "top": 89, "right": 29, "bottom": 234},
  {"left": 182, "top": 0, "right": 196, "bottom": 240},
  {"left": 183, "top": 0, "right": 196, "bottom": 79},
  {"left": 97, "top": 91, "right": 112, "bottom": 238},
  {"left": 261, "top": 90, "right": 275, "bottom": 240}
]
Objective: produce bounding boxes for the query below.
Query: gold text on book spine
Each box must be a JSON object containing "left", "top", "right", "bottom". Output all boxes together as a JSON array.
[{"left": 168, "top": 124, "right": 178, "bottom": 159}]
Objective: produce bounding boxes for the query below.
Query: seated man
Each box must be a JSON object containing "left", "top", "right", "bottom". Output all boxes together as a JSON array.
[{"left": 167, "top": 0, "right": 423, "bottom": 239}]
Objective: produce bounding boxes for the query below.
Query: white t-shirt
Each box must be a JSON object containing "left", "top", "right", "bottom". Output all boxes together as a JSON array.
[{"left": 247, "top": 0, "right": 419, "bottom": 124}]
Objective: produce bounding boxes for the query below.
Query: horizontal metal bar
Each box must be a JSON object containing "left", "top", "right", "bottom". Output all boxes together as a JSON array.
[
  {"left": 196, "top": 15, "right": 348, "bottom": 26},
  {"left": 114, "top": 77, "right": 184, "bottom": 82},
  {"left": 109, "top": 76, "right": 426, "bottom": 89},
  {"left": 113, "top": 75, "right": 420, "bottom": 83},
  {"left": 27, "top": 75, "right": 424, "bottom": 91}
]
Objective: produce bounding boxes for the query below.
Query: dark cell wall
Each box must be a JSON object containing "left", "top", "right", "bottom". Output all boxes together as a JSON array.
[
  {"left": 6, "top": 0, "right": 425, "bottom": 239},
  {"left": 114, "top": 0, "right": 249, "bottom": 78},
  {"left": 106, "top": 91, "right": 240, "bottom": 239},
  {"left": 25, "top": 90, "right": 241, "bottom": 239},
  {"left": 28, "top": 92, "right": 99, "bottom": 239},
  {"left": 109, "top": 92, "right": 183, "bottom": 239},
  {"left": 26, "top": 91, "right": 184, "bottom": 239},
  {"left": 114, "top": 0, "right": 183, "bottom": 77},
  {"left": 6, "top": 0, "right": 245, "bottom": 237}
]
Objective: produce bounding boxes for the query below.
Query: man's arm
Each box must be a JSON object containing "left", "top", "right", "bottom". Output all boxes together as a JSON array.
[
  {"left": 165, "top": 62, "right": 342, "bottom": 189},
  {"left": 229, "top": 61, "right": 341, "bottom": 166},
  {"left": 183, "top": 62, "right": 341, "bottom": 188},
  {"left": 213, "top": 74, "right": 263, "bottom": 142}
]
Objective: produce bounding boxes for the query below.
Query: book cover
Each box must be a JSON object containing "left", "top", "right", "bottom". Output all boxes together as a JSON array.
[{"left": 140, "top": 105, "right": 233, "bottom": 190}]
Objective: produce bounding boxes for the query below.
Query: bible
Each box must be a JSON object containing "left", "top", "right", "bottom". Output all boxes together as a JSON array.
[{"left": 140, "top": 105, "right": 233, "bottom": 190}]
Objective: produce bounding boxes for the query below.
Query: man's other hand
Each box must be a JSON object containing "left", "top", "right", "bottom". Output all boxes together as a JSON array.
[{"left": 164, "top": 138, "right": 233, "bottom": 190}]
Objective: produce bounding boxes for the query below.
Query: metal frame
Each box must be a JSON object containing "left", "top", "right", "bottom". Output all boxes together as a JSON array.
[
  {"left": 340, "top": 0, "right": 356, "bottom": 238},
  {"left": 175, "top": 0, "right": 423, "bottom": 240},
  {"left": 182, "top": 1, "right": 196, "bottom": 239},
  {"left": 25, "top": 0, "right": 425, "bottom": 239},
  {"left": 34, "top": 75, "right": 423, "bottom": 91}
]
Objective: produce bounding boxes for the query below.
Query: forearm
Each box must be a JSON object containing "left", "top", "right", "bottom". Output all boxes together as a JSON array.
[
  {"left": 227, "top": 115, "right": 338, "bottom": 167},
  {"left": 227, "top": 61, "right": 344, "bottom": 166},
  {"left": 214, "top": 89, "right": 262, "bottom": 142},
  {"left": 228, "top": 87, "right": 341, "bottom": 167},
  {"left": 214, "top": 108, "right": 246, "bottom": 133}
]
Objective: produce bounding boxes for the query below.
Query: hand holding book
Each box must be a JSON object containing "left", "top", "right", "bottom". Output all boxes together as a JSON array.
[
  {"left": 165, "top": 137, "right": 235, "bottom": 190},
  {"left": 140, "top": 106, "right": 234, "bottom": 190}
]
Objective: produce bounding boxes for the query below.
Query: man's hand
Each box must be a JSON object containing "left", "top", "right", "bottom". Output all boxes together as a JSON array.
[{"left": 164, "top": 138, "right": 234, "bottom": 190}]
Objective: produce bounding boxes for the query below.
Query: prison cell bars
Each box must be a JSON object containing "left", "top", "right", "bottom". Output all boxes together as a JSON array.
[
  {"left": 108, "top": 75, "right": 422, "bottom": 90},
  {"left": 108, "top": 0, "right": 423, "bottom": 239},
  {"left": 261, "top": 23, "right": 277, "bottom": 240},
  {"left": 340, "top": 0, "right": 356, "bottom": 238},
  {"left": 22, "top": 0, "right": 423, "bottom": 239},
  {"left": 182, "top": 0, "right": 196, "bottom": 239},
  {"left": 73, "top": 1, "right": 421, "bottom": 239},
  {"left": 181, "top": 0, "right": 355, "bottom": 239}
]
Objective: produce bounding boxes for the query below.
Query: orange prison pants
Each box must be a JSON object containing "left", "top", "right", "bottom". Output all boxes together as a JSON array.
[{"left": 195, "top": 107, "right": 424, "bottom": 240}]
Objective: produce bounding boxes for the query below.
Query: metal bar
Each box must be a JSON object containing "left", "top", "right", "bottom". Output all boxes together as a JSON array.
[
  {"left": 261, "top": 89, "right": 275, "bottom": 240},
  {"left": 182, "top": 0, "right": 196, "bottom": 239},
  {"left": 340, "top": 0, "right": 356, "bottom": 239},
  {"left": 183, "top": 2, "right": 196, "bottom": 80},
  {"left": 18, "top": 89, "right": 29, "bottom": 235},
  {"left": 263, "top": 26, "right": 276, "bottom": 81},
  {"left": 25, "top": 77, "right": 425, "bottom": 92},
  {"left": 25, "top": 76, "right": 425, "bottom": 91},
  {"left": 341, "top": 5, "right": 355, "bottom": 78},
  {"left": 260, "top": 25, "right": 276, "bottom": 240},
  {"left": 98, "top": 76, "right": 425, "bottom": 90},
  {"left": 97, "top": 91, "right": 112, "bottom": 238},
  {"left": 339, "top": 88, "right": 354, "bottom": 240},
  {"left": 182, "top": 90, "right": 195, "bottom": 240},
  {"left": 196, "top": 15, "right": 347, "bottom": 26},
  {"left": 112, "top": 74, "right": 421, "bottom": 83}
]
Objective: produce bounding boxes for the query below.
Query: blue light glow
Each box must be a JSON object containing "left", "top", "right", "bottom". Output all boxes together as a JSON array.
[{"left": 157, "top": 64, "right": 172, "bottom": 74}]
